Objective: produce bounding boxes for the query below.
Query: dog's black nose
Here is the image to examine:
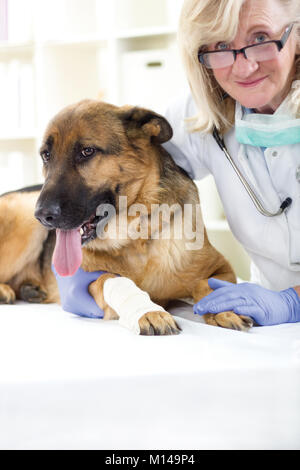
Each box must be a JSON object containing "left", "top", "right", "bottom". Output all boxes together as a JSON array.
[{"left": 35, "top": 203, "right": 62, "bottom": 228}]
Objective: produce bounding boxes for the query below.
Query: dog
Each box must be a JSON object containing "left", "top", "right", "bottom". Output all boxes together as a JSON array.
[{"left": 0, "top": 100, "right": 253, "bottom": 334}]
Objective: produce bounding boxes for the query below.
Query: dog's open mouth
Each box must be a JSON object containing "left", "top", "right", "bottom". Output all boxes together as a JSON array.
[
  {"left": 53, "top": 210, "right": 109, "bottom": 278},
  {"left": 80, "top": 213, "right": 102, "bottom": 245}
]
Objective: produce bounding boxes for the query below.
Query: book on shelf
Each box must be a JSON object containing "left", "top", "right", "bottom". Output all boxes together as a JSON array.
[
  {"left": 0, "top": 0, "right": 8, "bottom": 41},
  {"left": 0, "top": 0, "right": 33, "bottom": 43},
  {"left": 19, "top": 63, "right": 35, "bottom": 132},
  {"left": 0, "top": 59, "right": 35, "bottom": 136}
]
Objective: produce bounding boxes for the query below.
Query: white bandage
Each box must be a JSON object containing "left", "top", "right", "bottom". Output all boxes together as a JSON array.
[{"left": 103, "top": 277, "right": 167, "bottom": 334}]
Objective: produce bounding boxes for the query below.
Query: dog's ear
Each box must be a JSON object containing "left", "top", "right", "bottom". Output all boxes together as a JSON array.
[{"left": 119, "top": 106, "right": 173, "bottom": 144}]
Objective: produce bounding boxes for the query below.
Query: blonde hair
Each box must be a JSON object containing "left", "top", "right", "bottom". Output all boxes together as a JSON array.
[{"left": 178, "top": 0, "right": 300, "bottom": 134}]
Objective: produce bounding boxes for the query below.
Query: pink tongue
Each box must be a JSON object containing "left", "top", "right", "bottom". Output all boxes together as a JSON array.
[{"left": 53, "top": 229, "right": 83, "bottom": 277}]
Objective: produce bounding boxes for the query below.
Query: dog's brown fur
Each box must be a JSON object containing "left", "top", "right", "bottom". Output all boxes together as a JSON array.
[
  {"left": 0, "top": 100, "right": 253, "bottom": 333},
  {"left": 0, "top": 190, "right": 58, "bottom": 304}
]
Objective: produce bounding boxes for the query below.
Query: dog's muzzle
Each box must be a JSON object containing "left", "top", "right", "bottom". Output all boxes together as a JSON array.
[{"left": 35, "top": 202, "right": 62, "bottom": 229}]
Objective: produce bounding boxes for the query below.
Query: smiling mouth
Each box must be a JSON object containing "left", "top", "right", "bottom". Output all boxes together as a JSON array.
[{"left": 236, "top": 76, "right": 268, "bottom": 87}]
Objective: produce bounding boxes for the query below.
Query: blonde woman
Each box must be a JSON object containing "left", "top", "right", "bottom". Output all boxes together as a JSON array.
[
  {"left": 54, "top": 0, "right": 300, "bottom": 327},
  {"left": 163, "top": 0, "right": 300, "bottom": 325}
]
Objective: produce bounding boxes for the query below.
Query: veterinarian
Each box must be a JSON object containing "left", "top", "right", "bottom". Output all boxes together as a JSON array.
[
  {"left": 163, "top": 0, "right": 300, "bottom": 326},
  {"left": 54, "top": 0, "right": 300, "bottom": 327}
]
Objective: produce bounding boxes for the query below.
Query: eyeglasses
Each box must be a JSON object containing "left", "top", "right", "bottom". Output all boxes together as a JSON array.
[{"left": 198, "top": 24, "right": 294, "bottom": 69}]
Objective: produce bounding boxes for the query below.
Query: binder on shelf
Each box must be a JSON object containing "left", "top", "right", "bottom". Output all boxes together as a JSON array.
[
  {"left": 19, "top": 63, "right": 35, "bottom": 132},
  {"left": 0, "top": 62, "right": 8, "bottom": 132},
  {"left": 6, "top": 59, "right": 19, "bottom": 131},
  {"left": 0, "top": 0, "right": 8, "bottom": 41},
  {"left": 0, "top": 60, "right": 35, "bottom": 137},
  {"left": 7, "top": 0, "right": 33, "bottom": 42}
]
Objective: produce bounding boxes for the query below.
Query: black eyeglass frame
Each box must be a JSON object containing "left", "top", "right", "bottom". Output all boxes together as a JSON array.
[{"left": 198, "top": 23, "right": 294, "bottom": 68}]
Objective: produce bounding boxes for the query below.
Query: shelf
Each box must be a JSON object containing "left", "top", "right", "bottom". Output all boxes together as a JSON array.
[
  {"left": 40, "top": 35, "right": 108, "bottom": 48},
  {"left": 0, "top": 0, "right": 184, "bottom": 193},
  {"left": 115, "top": 25, "right": 177, "bottom": 39},
  {"left": 0, "top": 133, "right": 37, "bottom": 142},
  {"left": 39, "top": 26, "right": 177, "bottom": 46},
  {"left": 0, "top": 40, "right": 35, "bottom": 54},
  {"left": 0, "top": 27, "right": 177, "bottom": 52}
]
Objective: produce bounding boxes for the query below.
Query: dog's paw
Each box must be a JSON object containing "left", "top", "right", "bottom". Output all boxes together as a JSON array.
[
  {"left": 0, "top": 283, "right": 16, "bottom": 304},
  {"left": 204, "top": 311, "right": 253, "bottom": 331},
  {"left": 19, "top": 284, "right": 47, "bottom": 303},
  {"left": 138, "top": 311, "right": 181, "bottom": 336}
]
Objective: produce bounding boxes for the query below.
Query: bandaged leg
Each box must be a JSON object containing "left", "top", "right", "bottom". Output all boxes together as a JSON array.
[{"left": 103, "top": 277, "right": 167, "bottom": 334}]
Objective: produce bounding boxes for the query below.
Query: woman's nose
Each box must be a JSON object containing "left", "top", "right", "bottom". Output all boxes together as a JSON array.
[{"left": 231, "top": 52, "right": 259, "bottom": 78}]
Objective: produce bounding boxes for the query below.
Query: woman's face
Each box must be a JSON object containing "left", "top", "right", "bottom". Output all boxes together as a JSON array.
[{"left": 210, "top": 0, "right": 298, "bottom": 113}]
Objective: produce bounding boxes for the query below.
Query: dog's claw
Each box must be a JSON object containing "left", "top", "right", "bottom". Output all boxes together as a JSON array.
[
  {"left": 139, "top": 311, "right": 180, "bottom": 336},
  {"left": 0, "top": 284, "right": 16, "bottom": 304},
  {"left": 204, "top": 311, "right": 253, "bottom": 331},
  {"left": 19, "top": 284, "right": 47, "bottom": 303}
]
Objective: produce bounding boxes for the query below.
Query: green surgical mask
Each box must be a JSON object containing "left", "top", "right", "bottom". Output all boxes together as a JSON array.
[{"left": 236, "top": 112, "right": 300, "bottom": 147}]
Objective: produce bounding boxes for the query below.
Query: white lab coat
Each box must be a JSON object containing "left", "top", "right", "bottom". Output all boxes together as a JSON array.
[{"left": 163, "top": 84, "right": 300, "bottom": 291}]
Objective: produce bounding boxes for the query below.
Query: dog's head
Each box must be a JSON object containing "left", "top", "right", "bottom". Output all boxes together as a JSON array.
[{"left": 34, "top": 100, "right": 173, "bottom": 275}]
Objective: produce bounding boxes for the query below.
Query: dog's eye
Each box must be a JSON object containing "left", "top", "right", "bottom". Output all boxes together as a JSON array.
[
  {"left": 81, "top": 147, "right": 96, "bottom": 158},
  {"left": 40, "top": 151, "right": 51, "bottom": 163}
]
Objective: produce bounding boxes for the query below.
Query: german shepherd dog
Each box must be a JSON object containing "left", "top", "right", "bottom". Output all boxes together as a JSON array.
[{"left": 0, "top": 100, "right": 253, "bottom": 334}]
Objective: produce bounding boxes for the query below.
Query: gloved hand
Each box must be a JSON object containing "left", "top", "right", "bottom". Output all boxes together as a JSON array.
[
  {"left": 193, "top": 278, "right": 300, "bottom": 326},
  {"left": 52, "top": 265, "right": 106, "bottom": 318}
]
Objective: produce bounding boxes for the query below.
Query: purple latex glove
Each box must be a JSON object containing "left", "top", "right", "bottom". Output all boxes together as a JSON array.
[
  {"left": 52, "top": 265, "right": 106, "bottom": 318},
  {"left": 193, "top": 278, "right": 300, "bottom": 326}
]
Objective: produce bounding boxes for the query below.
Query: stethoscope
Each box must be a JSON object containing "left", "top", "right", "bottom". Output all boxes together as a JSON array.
[{"left": 212, "top": 126, "right": 292, "bottom": 217}]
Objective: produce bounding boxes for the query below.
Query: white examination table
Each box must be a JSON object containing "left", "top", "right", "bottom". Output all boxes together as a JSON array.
[{"left": 0, "top": 301, "right": 299, "bottom": 450}]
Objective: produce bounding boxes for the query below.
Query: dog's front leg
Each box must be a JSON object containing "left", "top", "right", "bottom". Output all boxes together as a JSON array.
[
  {"left": 88, "top": 273, "right": 120, "bottom": 320},
  {"left": 89, "top": 275, "right": 180, "bottom": 335},
  {"left": 192, "top": 278, "right": 253, "bottom": 331}
]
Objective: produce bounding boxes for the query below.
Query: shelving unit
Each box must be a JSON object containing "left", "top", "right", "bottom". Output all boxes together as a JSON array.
[
  {"left": 0, "top": 0, "right": 250, "bottom": 279},
  {"left": 0, "top": 0, "right": 186, "bottom": 187}
]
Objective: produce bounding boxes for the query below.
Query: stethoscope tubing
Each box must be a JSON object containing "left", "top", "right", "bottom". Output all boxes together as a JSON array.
[{"left": 213, "top": 127, "right": 292, "bottom": 217}]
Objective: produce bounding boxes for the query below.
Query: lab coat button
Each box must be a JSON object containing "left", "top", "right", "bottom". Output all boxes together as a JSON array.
[
  {"left": 272, "top": 151, "right": 278, "bottom": 157},
  {"left": 296, "top": 166, "right": 300, "bottom": 183}
]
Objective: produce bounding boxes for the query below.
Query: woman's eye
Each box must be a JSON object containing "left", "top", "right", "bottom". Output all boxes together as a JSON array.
[
  {"left": 41, "top": 151, "right": 50, "bottom": 163},
  {"left": 216, "top": 42, "right": 230, "bottom": 50},
  {"left": 81, "top": 147, "right": 96, "bottom": 158},
  {"left": 254, "top": 34, "right": 268, "bottom": 43}
]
